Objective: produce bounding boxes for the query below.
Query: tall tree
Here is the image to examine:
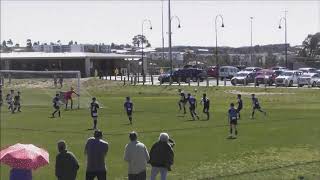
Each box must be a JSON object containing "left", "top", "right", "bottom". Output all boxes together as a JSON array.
[
  {"left": 300, "top": 32, "right": 320, "bottom": 57},
  {"left": 2, "top": 40, "right": 7, "bottom": 47},
  {"left": 132, "top": 34, "right": 150, "bottom": 48},
  {"left": 26, "top": 39, "right": 32, "bottom": 48}
]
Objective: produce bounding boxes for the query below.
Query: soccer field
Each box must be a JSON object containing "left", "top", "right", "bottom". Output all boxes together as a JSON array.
[{"left": 1, "top": 79, "right": 320, "bottom": 180}]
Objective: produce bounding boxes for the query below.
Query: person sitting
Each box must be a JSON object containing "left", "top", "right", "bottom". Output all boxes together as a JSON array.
[{"left": 10, "top": 168, "right": 32, "bottom": 180}]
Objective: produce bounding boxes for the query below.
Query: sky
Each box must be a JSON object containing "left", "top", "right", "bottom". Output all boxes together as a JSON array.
[{"left": 1, "top": 0, "right": 319, "bottom": 48}]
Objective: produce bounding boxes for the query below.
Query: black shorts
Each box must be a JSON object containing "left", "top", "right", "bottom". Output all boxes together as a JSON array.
[
  {"left": 14, "top": 102, "right": 20, "bottom": 106},
  {"left": 237, "top": 107, "right": 242, "bottom": 112},
  {"left": 54, "top": 105, "right": 60, "bottom": 110},
  {"left": 230, "top": 119, "right": 238, "bottom": 125},
  {"left": 127, "top": 111, "right": 132, "bottom": 116},
  {"left": 253, "top": 105, "right": 261, "bottom": 110},
  {"left": 189, "top": 105, "right": 196, "bottom": 111},
  {"left": 203, "top": 107, "right": 209, "bottom": 113}
]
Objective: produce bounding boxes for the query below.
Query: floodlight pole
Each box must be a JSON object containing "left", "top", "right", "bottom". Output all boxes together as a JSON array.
[
  {"left": 141, "top": 19, "right": 152, "bottom": 77},
  {"left": 215, "top": 14, "right": 224, "bottom": 86},
  {"left": 278, "top": 10, "right": 288, "bottom": 68}
]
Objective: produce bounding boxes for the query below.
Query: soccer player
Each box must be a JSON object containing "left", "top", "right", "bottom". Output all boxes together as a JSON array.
[
  {"left": 251, "top": 94, "right": 267, "bottom": 119},
  {"left": 187, "top": 93, "right": 199, "bottom": 120},
  {"left": 6, "top": 90, "right": 14, "bottom": 112},
  {"left": 90, "top": 97, "right": 100, "bottom": 130},
  {"left": 52, "top": 93, "right": 61, "bottom": 118},
  {"left": 59, "top": 77, "right": 63, "bottom": 89},
  {"left": 13, "top": 91, "right": 21, "bottom": 113},
  {"left": 124, "top": 96, "right": 134, "bottom": 125},
  {"left": 236, "top": 94, "right": 243, "bottom": 119},
  {"left": 178, "top": 91, "right": 187, "bottom": 114},
  {"left": 64, "top": 87, "right": 79, "bottom": 110},
  {"left": 228, "top": 103, "right": 238, "bottom": 139},
  {"left": 200, "top": 93, "right": 210, "bottom": 120}
]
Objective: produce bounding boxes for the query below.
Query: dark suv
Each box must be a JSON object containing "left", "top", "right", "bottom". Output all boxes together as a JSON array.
[{"left": 158, "top": 68, "right": 207, "bottom": 83}]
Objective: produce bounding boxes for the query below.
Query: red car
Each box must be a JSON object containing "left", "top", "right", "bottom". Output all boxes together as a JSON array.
[
  {"left": 206, "top": 66, "right": 218, "bottom": 78},
  {"left": 255, "top": 69, "right": 277, "bottom": 86}
]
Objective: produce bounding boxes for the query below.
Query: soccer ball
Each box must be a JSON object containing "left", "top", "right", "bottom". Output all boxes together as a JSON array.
[{"left": 194, "top": 88, "right": 198, "bottom": 93}]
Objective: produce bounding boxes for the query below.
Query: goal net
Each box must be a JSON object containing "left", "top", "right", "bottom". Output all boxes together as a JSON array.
[{"left": 0, "top": 70, "right": 87, "bottom": 109}]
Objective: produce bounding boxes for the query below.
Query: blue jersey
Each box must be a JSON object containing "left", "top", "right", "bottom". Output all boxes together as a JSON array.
[
  {"left": 188, "top": 96, "right": 196, "bottom": 106},
  {"left": 237, "top": 99, "right": 243, "bottom": 109},
  {"left": 53, "top": 97, "right": 59, "bottom": 107},
  {"left": 228, "top": 107, "right": 238, "bottom": 121},
  {"left": 124, "top": 101, "right": 133, "bottom": 112},
  {"left": 252, "top": 97, "right": 260, "bottom": 107},
  {"left": 90, "top": 102, "right": 99, "bottom": 117}
]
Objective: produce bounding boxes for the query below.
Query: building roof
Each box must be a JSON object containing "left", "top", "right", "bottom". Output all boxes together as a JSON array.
[{"left": 0, "top": 52, "right": 140, "bottom": 60}]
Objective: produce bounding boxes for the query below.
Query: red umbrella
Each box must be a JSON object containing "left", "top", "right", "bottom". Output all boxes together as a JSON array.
[{"left": 0, "top": 143, "right": 49, "bottom": 170}]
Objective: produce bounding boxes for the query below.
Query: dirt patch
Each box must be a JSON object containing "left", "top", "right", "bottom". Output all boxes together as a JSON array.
[
  {"left": 225, "top": 90, "right": 295, "bottom": 96},
  {"left": 2, "top": 78, "right": 91, "bottom": 89}
]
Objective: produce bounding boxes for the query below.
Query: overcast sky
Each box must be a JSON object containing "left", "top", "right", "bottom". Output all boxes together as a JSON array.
[{"left": 1, "top": 0, "right": 319, "bottom": 48}]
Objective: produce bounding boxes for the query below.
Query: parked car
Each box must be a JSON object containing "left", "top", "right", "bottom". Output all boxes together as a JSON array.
[
  {"left": 159, "top": 68, "right": 207, "bottom": 83},
  {"left": 206, "top": 66, "right": 218, "bottom": 77},
  {"left": 297, "top": 73, "right": 320, "bottom": 87},
  {"left": 271, "top": 66, "right": 287, "bottom": 71},
  {"left": 316, "top": 69, "right": 320, "bottom": 74},
  {"left": 244, "top": 67, "right": 262, "bottom": 72},
  {"left": 158, "top": 70, "right": 176, "bottom": 84},
  {"left": 219, "top": 66, "right": 239, "bottom": 80},
  {"left": 275, "top": 70, "right": 302, "bottom": 87},
  {"left": 298, "top": 67, "right": 317, "bottom": 74},
  {"left": 231, "top": 71, "right": 256, "bottom": 85},
  {"left": 255, "top": 69, "right": 277, "bottom": 86},
  {"left": 316, "top": 79, "right": 320, "bottom": 87}
]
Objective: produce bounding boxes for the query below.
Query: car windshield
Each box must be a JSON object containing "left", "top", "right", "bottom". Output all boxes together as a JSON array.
[
  {"left": 282, "top": 72, "right": 293, "bottom": 76},
  {"left": 235, "top": 73, "right": 248, "bottom": 77},
  {"left": 301, "top": 74, "right": 312, "bottom": 78},
  {"left": 257, "top": 71, "right": 272, "bottom": 75}
]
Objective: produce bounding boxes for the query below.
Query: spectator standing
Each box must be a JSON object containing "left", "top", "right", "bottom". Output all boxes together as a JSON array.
[
  {"left": 85, "top": 130, "right": 109, "bottom": 180},
  {"left": 55, "top": 140, "right": 79, "bottom": 180},
  {"left": 124, "top": 131, "right": 150, "bottom": 180},
  {"left": 149, "top": 133, "right": 174, "bottom": 180}
]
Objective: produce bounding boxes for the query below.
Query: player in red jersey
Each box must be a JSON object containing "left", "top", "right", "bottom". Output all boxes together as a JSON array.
[{"left": 64, "top": 87, "right": 79, "bottom": 110}]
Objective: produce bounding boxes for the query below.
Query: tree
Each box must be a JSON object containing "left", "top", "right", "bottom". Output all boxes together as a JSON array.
[
  {"left": 7, "top": 39, "right": 13, "bottom": 47},
  {"left": 2, "top": 40, "right": 7, "bottom": 47},
  {"left": 132, "top": 34, "right": 150, "bottom": 48},
  {"left": 68, "top": 40, "right": 74, "bottom": 45},
  {"left": 26, "top": 39, "right": 32, "bottom": 48},
  {"left": 300, "top": 32, "right": 320, "bottom": 57}
]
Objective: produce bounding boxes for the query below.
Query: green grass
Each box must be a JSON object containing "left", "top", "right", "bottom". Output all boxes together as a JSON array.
[{"left": 1, "top": 79, "right": 320, "bottom": 180}]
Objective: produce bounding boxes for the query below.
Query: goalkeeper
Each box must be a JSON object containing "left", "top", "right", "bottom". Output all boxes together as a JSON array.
[{"left": 64, "top": 87, "right": 79, "bottom": 110}]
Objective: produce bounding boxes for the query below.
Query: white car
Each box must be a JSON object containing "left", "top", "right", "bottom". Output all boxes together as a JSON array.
[
  {"left": 275, "top": 70, "right": 302, "bottom": 87},
  {"left": 219, "top": 66, "right": 239, "bottom": 80},
  {"left": 298, "top": 67, "right": 317, "bottom": 74},
  {"left": 298, "top": 73, "right": 320, "bottom": 87}
]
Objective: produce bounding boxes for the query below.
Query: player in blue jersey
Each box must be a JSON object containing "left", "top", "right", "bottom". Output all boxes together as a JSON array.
[
  {"left": 124, "top": 96, "right": 134, "bottom": 125},
  {"left": 187, "top": 93, "right": 199, "bottom": 120},
  {"left": 251, "top": 94, "right": 267, "bottom": 119},
  {"left": 236, "top": 94, "right": 243, "bottom": 119},
  {"left": 90, "top": 97, "right": 100, "bottom": 129},
  {"left": 51, "top": 93, "right": 61, "bottom": 118},
  {"left": 200, "top": 93, "right": 210, "bottom": 120},
  {"left": 228, "top": 103, "right": 238, "bottom": 139}
]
